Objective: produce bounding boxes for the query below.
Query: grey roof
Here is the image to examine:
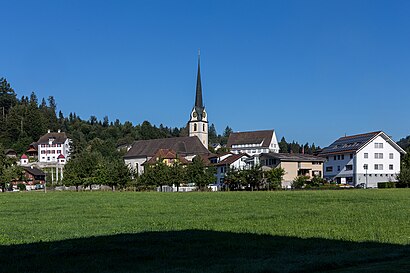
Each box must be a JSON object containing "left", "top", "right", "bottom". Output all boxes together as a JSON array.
[
  {"left": 319, "top": 131, "right": 406, "bottom": 156},
  {"left": 261, "top": 153, "right": 325, "bottom": 162},
  {"left": 124, "top": 136, "right": 209, "bottom": 159},
  {"left": 227, "top": 130, "right": 274, "bottom": 147},
  {"left": 319, "top": 131, "right": 381, "bottom": 156},
  {"left": 37, "top": 132, "right": 68, "bottom": 144}
]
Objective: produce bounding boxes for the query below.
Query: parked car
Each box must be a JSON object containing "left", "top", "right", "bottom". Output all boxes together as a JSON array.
[
  {"left": 35, "top": 184, "right": 45, "bottom": 190},
  {"left": 355, "top": 183, "right": 366, "bottom": 189}
]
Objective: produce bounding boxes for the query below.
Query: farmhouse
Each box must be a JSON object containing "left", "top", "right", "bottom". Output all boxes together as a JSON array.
[
  {"left": 260, "top": 153, "right": 325, "bottom": 188},
  {"left": 319, "top": 131, "right": 406, "bottom": 187}
]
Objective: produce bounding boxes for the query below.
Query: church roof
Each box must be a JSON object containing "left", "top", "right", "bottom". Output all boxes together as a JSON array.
[
  {"left": 124, "top": 136, "right": 209, "bottom": 159},
  {"left": 227, "top": 130, "right": 275, "bottom": 147}
]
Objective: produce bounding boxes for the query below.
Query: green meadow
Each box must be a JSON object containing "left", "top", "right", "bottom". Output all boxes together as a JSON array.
[{"left": 0, "top": 189, "right": 409, "bottom": 272}]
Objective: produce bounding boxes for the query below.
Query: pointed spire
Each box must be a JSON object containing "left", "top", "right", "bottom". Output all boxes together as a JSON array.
[{"left": 195, "top": 49, "right": 203, "bottom": 108}]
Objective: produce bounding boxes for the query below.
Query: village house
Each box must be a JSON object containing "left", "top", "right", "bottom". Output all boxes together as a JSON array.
[
  {"left": 319, "top": 131, "right": 406, "bottom": 188},
  {"left": 260, "top": 153, "right": 325, "bottom": 188},
  {"left": 227, "top": 129, "right": 279, "bottom": 166},
  {"left": 214, "top": 153, "right": 250, "bottom": 189}
]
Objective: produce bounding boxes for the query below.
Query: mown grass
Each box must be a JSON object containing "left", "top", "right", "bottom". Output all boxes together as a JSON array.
[{"left": 0, "top": 189, "right": 409, "bottom": 272}]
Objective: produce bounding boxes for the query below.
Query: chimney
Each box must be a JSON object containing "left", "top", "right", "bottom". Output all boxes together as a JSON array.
[{"left": 47, "top": 129, "right": 51, "bottom": 133}]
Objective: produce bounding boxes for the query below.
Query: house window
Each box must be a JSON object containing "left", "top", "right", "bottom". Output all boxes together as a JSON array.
[
  {"left": 374, "top": 153, "right": 383, "bottom": 159},
  {"left": 375, "top": 143, "right": 383, "bottom": 148},
  {"left": 341, "top": 155, "right": 344, "bottom": 160},
  {"left": 337, "top": 155, "right": 341, "bottom": 160},
  {"left": 334, "top": 156, "right": 337, "bottom": 160},
  {"left": 364, "top": 164, "right": 368, "bottom": 170},
  {"left": 389, "top": 164, "right": 393, "bottom": 170},
  {"left": 364, "top": 153, "right": 368, "bottom": 159},
  {"left": 350, "top": 154, "right": 353, "bottom": 159},
  {"left": 326, "top": 166, "right": 333, "bottom": 172},
  {"left": 345, "top": 165, "right": 353, "bottom": 171},
  {"left": 337, "top": 166, "right": 341, "bottom": 171},
  {"left": 389, "top": 153, "right": 393, "bottom": 159},
  {"left": 203, "top": 124, "right": 205, "bottom": 131},
  {"left": 374, "top": 164, "right": 383, "bottom": 170}
]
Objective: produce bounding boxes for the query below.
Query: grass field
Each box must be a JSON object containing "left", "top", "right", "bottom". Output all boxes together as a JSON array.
[{"left": 0, "top": 189, "right": 409, "bottom": 272}]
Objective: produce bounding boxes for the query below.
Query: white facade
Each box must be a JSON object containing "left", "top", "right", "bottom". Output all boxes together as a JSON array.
[
  {"left": 323, "top": 133, "right": 405, "bottom": 187},
  {"left": 215, "top": 154, "right": 250, "bottom": 188},
  {"left": 38, "top": 133, "right": 71, "bottom": 164},
  {"left": 230, "top": 134, "right": 279, "bottom": 156}
]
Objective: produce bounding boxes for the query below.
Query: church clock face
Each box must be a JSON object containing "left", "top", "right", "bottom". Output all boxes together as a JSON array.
[
  {"left": 193, "top": 112, "right": 197, "bottom": 118},
  {"left": 202, "top": 111, "right": 206, "bottom": 118}
]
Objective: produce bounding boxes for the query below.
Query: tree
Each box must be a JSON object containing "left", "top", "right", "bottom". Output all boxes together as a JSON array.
[
  {"left": 266, "top": 167, "right": 285, "bottom": 190},
  {"left": 224, "top": 167, "right": 243, "bottom": 191},
  {"left": 186, "top": 156, "right": 215, "bottom": 191},
  {"left": 0, "top": 144, "right": 22, "bottom": 192},
  {"left": 63, "top": 151, "right": 100, "bottom": 191},
  {"left": 279, "top": 137, "right": 288, "bottom": 153},
  {"left": 0, "top": 78, "right": 17, "bottom": 115},
  {"left": 208, "top": 123, "right": 218, "bottom": 143},
  {"left": 242, "top": 165, "right": 263, "bottom": 191},
  {"left": 169, "top": 161, "right": 186, "bottom": 192}
]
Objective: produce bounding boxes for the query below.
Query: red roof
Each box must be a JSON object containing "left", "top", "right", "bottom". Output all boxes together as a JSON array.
[
  {"left": 21, "top": 154, "right": 28, "bottom": 159},
  {"left": 57, "top": 154, "right": 65, "bottom": 159}
]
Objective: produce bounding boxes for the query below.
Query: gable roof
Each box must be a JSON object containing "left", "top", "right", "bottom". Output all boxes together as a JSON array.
[
  {"left": 124, "top": 136, "right": 209, "bottom": 159},
  {"left": 319, "top": 131, "right": 406, "bottom": 156},
  {"left": 37, "top": 132, "right": 68, "bottom": 144},
  {"left": 261, "top": 153, "right": 325, "bottom": 162},
  {"left": 23, "top": 166, "right": 46, "bottom": 176},
  {"left": 227, "top": 130, "right": 274, "bottom": 148},
  {"left": 215, "top": 153, "right": 249, "bottom": 166}
]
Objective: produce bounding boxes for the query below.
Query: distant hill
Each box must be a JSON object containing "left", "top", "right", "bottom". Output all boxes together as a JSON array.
[{"left": 397, "top": 135, "right": 410, "bottom": 151}]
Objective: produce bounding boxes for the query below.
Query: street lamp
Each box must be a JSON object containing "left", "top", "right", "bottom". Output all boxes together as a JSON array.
[{"left": 364, "top": 164, "right": 368, "bottom": 189}]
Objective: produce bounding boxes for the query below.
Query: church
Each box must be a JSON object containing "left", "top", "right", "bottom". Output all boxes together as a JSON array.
[{"left": 124, "top": 54, "right": 211, "bottom": 175}]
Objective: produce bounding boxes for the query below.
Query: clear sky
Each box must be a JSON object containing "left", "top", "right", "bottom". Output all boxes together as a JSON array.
[{"left": 2, "top": 0, "right": 410, "bottom": 147}]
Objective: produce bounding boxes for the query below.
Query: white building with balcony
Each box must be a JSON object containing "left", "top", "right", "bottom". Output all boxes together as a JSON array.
[{"left": 319, "top": 131, "right": 406, "bottom": 188}]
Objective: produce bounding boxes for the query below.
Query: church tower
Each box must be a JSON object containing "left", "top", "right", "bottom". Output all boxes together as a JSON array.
[{"left": 189, "top": 51, "right": 208, "bottom": 148}]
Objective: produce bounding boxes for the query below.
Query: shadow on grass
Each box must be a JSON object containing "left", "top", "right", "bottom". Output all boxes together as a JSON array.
[{"left": 1, "top": 230, "right": 409, "bottom": 273}]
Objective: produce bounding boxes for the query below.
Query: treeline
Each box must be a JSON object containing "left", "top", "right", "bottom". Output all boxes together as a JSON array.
[
  {"left": 278, "top": 137, "right": 320, "bottom": 155},
  {"left": 0, "top": 78, "right": 230, "bottom": 156}
]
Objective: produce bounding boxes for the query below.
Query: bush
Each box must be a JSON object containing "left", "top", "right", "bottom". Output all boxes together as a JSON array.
[
  {"left": 377, "top": 182, "right": 396, "bottom": 189},
  {"left": 396, "top": 168, "right": 410, "bottom": 188},
  {"left": 292, "top": 176, "right": 309, "bottom": 189},
  {"left": 17, "top": 183, "right": 26, "bottom": 191}
]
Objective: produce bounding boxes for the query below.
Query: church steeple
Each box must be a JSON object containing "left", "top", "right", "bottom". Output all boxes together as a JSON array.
[
  {"left": 195, "top": 50, "right": 203, "bottom": 108},
  {"left": 189, "top": 50, "right": 208, "bottom": 149}
]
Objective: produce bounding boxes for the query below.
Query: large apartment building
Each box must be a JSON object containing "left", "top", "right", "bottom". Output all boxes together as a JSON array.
[{"left": 319, "top": 131, "right": 406, "bottom": 187}]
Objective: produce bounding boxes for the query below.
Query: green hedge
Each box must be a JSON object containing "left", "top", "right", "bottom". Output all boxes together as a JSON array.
[{"left": 377, "top": 182, "right": 396, "bottom": 188}]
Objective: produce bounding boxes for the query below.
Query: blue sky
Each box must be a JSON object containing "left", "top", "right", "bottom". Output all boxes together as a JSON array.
[{"left": 2, "top": 0, "right": 410, "bottom": 147}]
